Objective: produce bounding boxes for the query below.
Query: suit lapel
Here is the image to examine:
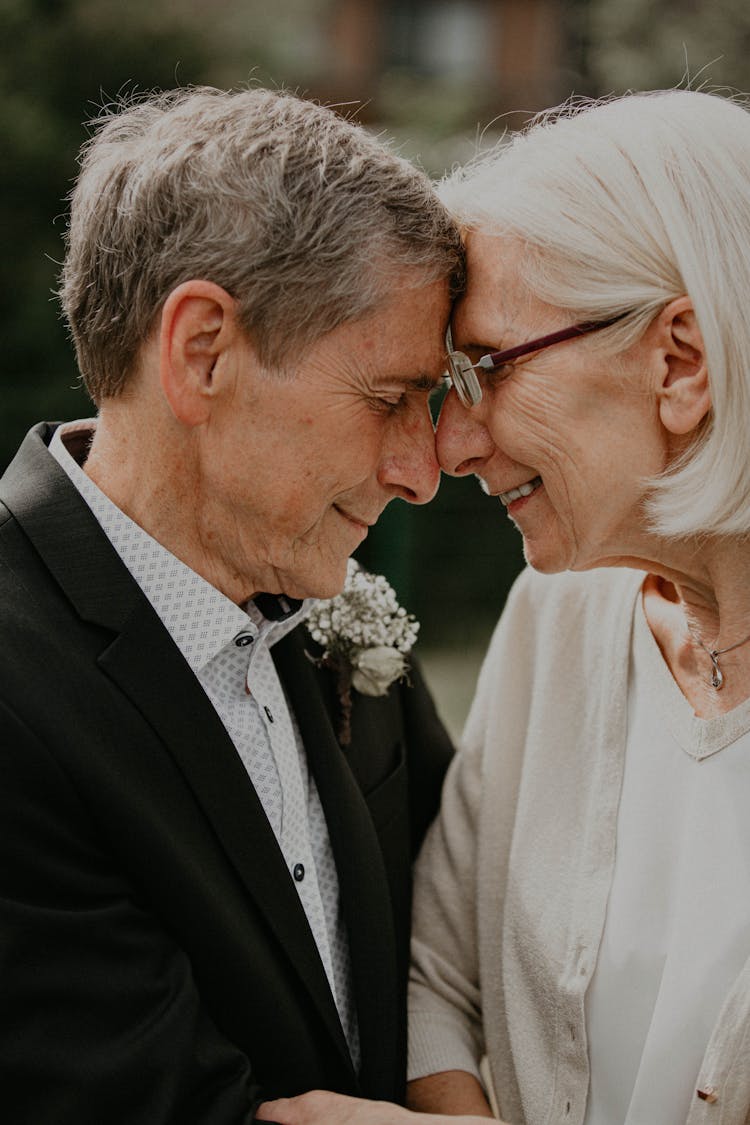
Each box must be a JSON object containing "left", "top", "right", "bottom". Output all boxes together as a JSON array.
[
  {"left": 97, "top": 610, "right": 353, "bottom": 1067},
  {"left": 273, "top": 629, "right": 400, "bottom": 1097},
  {"left": 0, "top": 425, "right": 352, "bottom": 1070}
]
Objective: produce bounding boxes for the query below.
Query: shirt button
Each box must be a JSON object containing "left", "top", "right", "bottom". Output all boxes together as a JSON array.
[
  {"left": 234, "top": 632, "right": 255, "bottom": 648},
  {"left": 293, "top": 863, "right": 305, "bottom": 882},
  {"left": 264, "top": 705, "right": 274, "bottom": 723}
]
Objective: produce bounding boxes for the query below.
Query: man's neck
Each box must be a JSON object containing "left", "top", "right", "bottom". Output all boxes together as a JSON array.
[{"left": 78, "top": 412, "right": 264, "bottom": 606}]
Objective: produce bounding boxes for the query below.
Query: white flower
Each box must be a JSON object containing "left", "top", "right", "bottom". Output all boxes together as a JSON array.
[
  {"left": 351, "top": 646, "right": 408, "bottom": 697},
  {"left": 307, "top": 559, "right": 419, "bottom": 701}
]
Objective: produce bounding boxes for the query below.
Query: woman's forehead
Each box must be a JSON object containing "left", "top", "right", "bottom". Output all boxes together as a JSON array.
[{"left": 456, "top": 232, "right": 548, "bottom": 343}]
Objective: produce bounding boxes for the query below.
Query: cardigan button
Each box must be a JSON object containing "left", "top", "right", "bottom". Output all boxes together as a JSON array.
[{"left": 696, "top": 1086, "right": 718, "bottom": 1104}]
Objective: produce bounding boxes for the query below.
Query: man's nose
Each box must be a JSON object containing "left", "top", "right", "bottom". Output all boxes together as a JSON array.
[
  {"left": 436, "top": 386, "right": 495, "bottom": 476},
  {"left": 378, "top": 400, "right": 441, "bottom": 505}
]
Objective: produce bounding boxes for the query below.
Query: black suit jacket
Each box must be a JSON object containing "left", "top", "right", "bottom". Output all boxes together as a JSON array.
[{"left": 0, "top": 424, "right": 453, "bottom": 1125}]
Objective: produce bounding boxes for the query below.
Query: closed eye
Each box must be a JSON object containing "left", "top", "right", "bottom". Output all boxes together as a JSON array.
[
  {"left": 369, "top": 393, "right": 407, "bottom": 414},
  {"left": 483, "top": 360, "right": 515, "bottom": 384},
  {"left": 371, "top": 373, "right": 444, "bottom": 414}
]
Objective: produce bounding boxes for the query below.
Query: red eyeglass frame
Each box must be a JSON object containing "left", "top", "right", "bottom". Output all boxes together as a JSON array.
[{"left": 475, "top": 311, "right": 631, "bottom": 372}]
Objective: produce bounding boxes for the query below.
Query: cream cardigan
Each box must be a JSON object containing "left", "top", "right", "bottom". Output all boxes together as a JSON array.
[{"left": 409, "top": 566, "right": 750, "bottom": 1125}]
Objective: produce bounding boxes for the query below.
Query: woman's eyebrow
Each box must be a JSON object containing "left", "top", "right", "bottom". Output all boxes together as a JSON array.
[{"left": 457, "top": 340, "right": 502, "bottom": 356}]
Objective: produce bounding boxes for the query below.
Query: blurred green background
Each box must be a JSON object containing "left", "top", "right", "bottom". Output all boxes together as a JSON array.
[{"left": 4, "top": 0, "right": 750, "bottom": 736}]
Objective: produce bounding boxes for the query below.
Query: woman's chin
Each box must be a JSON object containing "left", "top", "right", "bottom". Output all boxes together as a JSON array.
[{"left": 521, "top": 534, "right": 576, "bottom": 575}]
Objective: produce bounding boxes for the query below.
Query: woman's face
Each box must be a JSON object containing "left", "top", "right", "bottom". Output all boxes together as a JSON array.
[{"left": 436, "top": 233, "right": 669, "bottom": 574}]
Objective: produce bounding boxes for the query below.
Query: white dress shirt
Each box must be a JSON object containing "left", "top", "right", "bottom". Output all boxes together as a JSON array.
[
  {"left": 584, "top": 596, "right": 750, "bottom": 1123},
  {"left": 50, "top": 419, "right": 360, "bottom": 1069}
]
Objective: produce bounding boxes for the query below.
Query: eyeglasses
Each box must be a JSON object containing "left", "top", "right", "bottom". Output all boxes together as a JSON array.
[{"left": 445, "top": 312, "right": 631, "bottom": 408}]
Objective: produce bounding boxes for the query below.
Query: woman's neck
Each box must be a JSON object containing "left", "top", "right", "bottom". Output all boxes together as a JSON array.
[{"left": 641, "top": 540, "right": 750, "bottom": 716}]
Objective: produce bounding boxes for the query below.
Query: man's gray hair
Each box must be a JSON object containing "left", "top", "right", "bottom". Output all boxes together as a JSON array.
[
  {"left": 60, "top": 86, "right": 464, "bottom": 402},
  {"left": 439, "top": 89, "right": 750, "bottom": 539}
]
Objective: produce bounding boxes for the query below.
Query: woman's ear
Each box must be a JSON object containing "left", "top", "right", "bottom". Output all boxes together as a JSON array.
[
  {"left": 654, "top": 296, "right": 711, "bottom": 436},
  {"left": 158, "top": 280, "right": 237, "bottom": 426}
]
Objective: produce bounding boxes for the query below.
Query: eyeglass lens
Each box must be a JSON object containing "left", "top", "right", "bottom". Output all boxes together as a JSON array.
[{"left": 447, "top": 351, "right": 482, "bottom": 408}]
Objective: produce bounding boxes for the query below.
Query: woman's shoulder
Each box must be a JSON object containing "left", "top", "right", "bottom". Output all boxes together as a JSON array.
[
  {"left": 486, "top": 565, "right": 644, "bottom": 666},
  {"left": 508, "top": 564, "right": 643, "bottom": 617}
]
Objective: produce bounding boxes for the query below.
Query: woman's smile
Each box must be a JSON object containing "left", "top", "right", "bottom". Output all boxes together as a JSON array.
[{"left": 497, "top": 474, "right": 543, "bottom": 508}]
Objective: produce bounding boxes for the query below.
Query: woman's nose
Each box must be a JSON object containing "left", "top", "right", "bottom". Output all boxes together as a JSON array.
[{"left": 435, "top": 386, "right": 496, "bottom": 476}]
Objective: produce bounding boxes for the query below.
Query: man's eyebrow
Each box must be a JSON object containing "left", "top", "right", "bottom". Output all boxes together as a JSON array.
[
  {"left": 373, "top": 371, "right": 445, "bottom": 393},
  {"left": 383, "top": 373, "right": 444, "bottom": 392}
]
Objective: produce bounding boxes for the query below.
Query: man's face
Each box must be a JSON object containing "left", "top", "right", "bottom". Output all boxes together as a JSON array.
[{"left": 198, "top": 276, "right": 451, "bottom": 600}]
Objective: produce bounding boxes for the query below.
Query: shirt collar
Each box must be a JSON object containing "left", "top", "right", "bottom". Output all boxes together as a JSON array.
[{"left": 49, "top": 419, "right": 312, "bottom": 673}]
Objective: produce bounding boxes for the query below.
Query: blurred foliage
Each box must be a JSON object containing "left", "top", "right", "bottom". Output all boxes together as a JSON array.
[
  {"left": 6, "top": 0, "right": 750, "bottom": 651},
  {"left": 581, "top": 0, "right": 750, "bottom": 91},
  {"left": 0, "top": 0, "right": 210, "bottom": 464},
  {"left": 358, "top": 473, "right": 525, "bottom": 648}
]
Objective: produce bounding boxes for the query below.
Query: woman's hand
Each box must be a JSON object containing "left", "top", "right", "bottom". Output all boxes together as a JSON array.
[{"left": 255, "top": 1089, "right": 507, "bottom": 1124}]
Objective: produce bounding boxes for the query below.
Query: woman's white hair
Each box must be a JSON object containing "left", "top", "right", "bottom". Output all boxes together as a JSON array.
[{"left": 439, "top": 89, "right": 750, "bottom": 538}]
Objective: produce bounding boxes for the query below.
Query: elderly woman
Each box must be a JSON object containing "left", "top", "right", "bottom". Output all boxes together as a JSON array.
[
  {"left": 258, "top": 88, "right": 750, "bottom": 1125},
  {"left": 406, "top": 88, "right": 750, "bottom": 1125}
]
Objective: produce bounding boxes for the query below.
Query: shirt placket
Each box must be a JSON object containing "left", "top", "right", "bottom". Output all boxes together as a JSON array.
[{"left": 246, "top": 630, "right": 342, "bottom": 1018}]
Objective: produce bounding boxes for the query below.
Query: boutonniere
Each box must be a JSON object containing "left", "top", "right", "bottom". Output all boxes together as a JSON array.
[{"left": 306, "top": 559, "right": 419, "bottom": 745}]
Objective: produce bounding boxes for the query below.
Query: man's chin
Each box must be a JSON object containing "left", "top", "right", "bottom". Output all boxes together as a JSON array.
[{"left": 279, "top": 558, "right": 351, "bottom": 602}]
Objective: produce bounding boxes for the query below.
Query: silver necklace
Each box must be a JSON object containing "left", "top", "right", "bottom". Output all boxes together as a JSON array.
[{"left": 692, "top": 631, "right": 750, "bottom": 690}]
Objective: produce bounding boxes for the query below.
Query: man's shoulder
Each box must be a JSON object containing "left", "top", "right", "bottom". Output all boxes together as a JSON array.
[
  {"left": 1, "top": 421, "right": 58, "bottom": 481},
  {"left": 0, "top": 428, "right": 131, "bottom": 682},
  {"left": 0, "top": 422, "right": 76, "bottom": 531}
]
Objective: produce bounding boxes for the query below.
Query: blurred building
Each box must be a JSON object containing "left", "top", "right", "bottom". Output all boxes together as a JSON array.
[
  {"left": 184, "top": 0, "right": 573, "bottom": 170},
  {"left": 323, "top": 0, "right": 566, "bottom": 121}
]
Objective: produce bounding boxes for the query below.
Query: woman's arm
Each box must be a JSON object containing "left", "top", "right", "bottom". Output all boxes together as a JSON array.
[{"left": 408, "top": 1071, "right": 494, "bottom": 1116}]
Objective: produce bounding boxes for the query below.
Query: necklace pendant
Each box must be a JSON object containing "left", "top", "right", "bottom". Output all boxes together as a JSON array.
[{"left": 709, "top": 650, "right": 724, "bottom": 690}]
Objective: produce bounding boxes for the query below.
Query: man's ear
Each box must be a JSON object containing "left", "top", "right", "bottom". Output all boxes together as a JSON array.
[
  {"left": 159, "top": 280, "right": 238, "bottom": 426},
  {"left": 654, "top": 296, "right": 711, "bottom": 436}
]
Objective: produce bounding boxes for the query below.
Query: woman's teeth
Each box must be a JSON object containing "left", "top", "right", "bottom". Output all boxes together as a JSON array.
[{"left": 499, "top": 476, "right": 542, "bottom": 506}]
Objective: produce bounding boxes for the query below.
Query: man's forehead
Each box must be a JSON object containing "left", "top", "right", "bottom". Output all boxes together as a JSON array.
[{"left": 352, "top": 275, "right": 451, "bottom": 383}]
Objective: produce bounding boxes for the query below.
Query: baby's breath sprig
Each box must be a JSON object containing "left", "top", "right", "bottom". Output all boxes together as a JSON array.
[{"left": 307, "top": 559, "right": 420, "bottom": 744}]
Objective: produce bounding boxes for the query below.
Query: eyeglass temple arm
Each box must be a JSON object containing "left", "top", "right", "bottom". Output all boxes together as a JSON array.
[{"left": 475, "top": 313, "right": 630, "bottom": 371}]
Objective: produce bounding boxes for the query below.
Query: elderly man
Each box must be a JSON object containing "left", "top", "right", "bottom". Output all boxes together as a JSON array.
[{"left": 0, "top": 87, "right": 461, "bottom": 1123}]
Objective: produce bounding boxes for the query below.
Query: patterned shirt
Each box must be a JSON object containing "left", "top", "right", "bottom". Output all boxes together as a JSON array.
[{"left": 49, "top": 419, "right": 360, "bottom": 1069}]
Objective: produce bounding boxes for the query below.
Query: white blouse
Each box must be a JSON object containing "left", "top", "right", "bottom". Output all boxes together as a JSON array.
[{"left": 584, "top": 598, "right": 750, "bottom": 1124}]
